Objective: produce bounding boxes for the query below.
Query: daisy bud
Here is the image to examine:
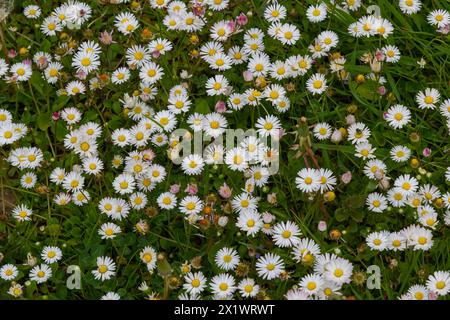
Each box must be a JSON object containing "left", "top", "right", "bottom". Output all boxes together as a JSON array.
[
  {"left": 185, "top": 183, "right": 198, "bottom": 195},
  {"left": 389, "top": 258, "right": 398, "bottom": 269},
  {"left": 378, "top": 177, "right": 390, "bottom": 190},
  {"left": 152, "top": 50, "right": 161, "bottom": 59},
  {"left": 410, "top": 158, "right": 420, "bottom": 168},
  {"left": 374, "top": 169, "right": 384, "bottom": 180},
  {"left": 324, "top": 191, "right": 335, "bottom": 202},
  {"left": 345, "top": 114, "right": 356, "bottom": 125},
  {"left": 370, "top": 58, "right": 382, "bottom": 73},
  {"left": 352, "top": 272, "right": 367, "bottom": 286},
  {"left": 218, "top": 183, "right": 232, "bottom": 198},
  {"left": 243, "top": 70, "right": 253, "bottom": 82},
  {"left": 267, "top": 192, "right": 277, "bottom": 204},
  {"left": 428, "top": 291, "right": 438, "bottom": 300},
  {"left": 169, "top": 184, "right": 180, "bottom": 194},
  {"left": 8, "top": 49, "right": 17, "bottom": 58},
  {"left": 236, "top": 13, "right": 248, "bottom": 26},
  {"left": 262, "top": 212, "right": 275, "bottom": 224},
  {"left": 409, "top": 132, "right": 420, "bottom": 143},
  {"left": 334, "top": 248, "right": 341, "bottom": 255},
  {"left": 378, "top": 86, "right": 386, "bottom": 96},
  {"left": 330, "top": 129, "right": 343, "bottom": 143},
  {"left": 329, "top": 229, "right": 342, "bottom": 240},
  {"left": 318, "top": 220, "right": 327, "bottom": 232},
  {"left": 26, "top": 253, "right": 37, "bottom": 267},
  {"left": 341, "top": 171, "right": 352, "bottom": 184},
  {"left": 52, "top": 111, "right": 60, "bottom": 121},
  {"left": 375, "top": 49, "right": 385, "bottom": 62},
  {"left": 215, "top": 100, "right": 226, "bottom": 113},
  {"left": 99, "top": 30, "right": 114, "bottom": 45},
  {"left": 226, "top": 20, "right": 236, "bottom": 33},
  {"left": 355, "top": 74, "right": 365, "bottom": 84},
  {"left": 422, "top": 147, "right": 431, "bottom": 157},
  {"left": 218, "top": 216, "right": 228, "bottom": 227}
]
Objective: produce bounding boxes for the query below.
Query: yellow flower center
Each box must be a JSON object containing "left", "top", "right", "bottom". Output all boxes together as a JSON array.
[
  {"left": 307, "top": 282, "right": 317, "bottom": 290},
  {"left": 98, "top": 265, "right": 108, "bottom": 273}
]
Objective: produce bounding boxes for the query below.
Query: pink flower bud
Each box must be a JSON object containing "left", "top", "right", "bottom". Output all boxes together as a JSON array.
[
  {"left": 243, "top": 70, "right": 253, "bottom": 82},
  {"left": 378, "top": 86, "right": 386, "bottom": 95},
  {"left": 8, "top": 49, "right": 17, "bottom": 58},
  {"left": 423, "top": 147, "right": 431, "bottom": 157},
  {"left": 76, "top": 71, "right": 87, "bottom": 80},
  {"left": 263, "top": 212, "right": 275, "bottom": 224},
  {"left": 218, "top": 183, "right": 232, "bottom": 199},
  {"left": 345, "top": 114, "right": 356, "bottom": 125},
  {"left": 52, "top": 112, "right": 60, "bottom": 121},
  {"left": 215, "top": 100, "right": 227, "bottom": 113},
  {"left": 170, "top": 184, "right": 180, "bottom": 194},
  {"left": 331, "top": 129, "right": 342, "bottom": 143},
  {"left": 185, "top": 183, "right": 198, "bottom": 195},
  {"left": 236, "top": 13, "right": 248, "bottom": 26},
  {"left": 375, "top": 49, "right": 385, "bottom": 62},
  {"left": 318, "top": 220, "right": 327, "bottom": 232},
  {"left": 341, "top": 171, "right": 352, "bottom": 184},
  {"left": 226, "top": 20, "right": 236, "bottom": 33},
  {"left": 152, "top": 50, "right": 161, "bottom": 59}
]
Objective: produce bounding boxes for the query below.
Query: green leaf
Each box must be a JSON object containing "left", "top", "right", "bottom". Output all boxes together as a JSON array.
[{"left": 37, "top": 113, "right": 51, "bottom": 131}]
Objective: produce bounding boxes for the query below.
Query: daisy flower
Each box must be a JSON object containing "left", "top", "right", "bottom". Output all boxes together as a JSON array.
[
  {"left": 210, "top": 273, "right": 236, "bottom": 299},
  {"left": 296, "top": 168, "right": 320, "bottom": 193},
  {"left": 92, "top": 256, "right": 116, "bottom": 281},
  {"left": 306, "top": 3, "right": 327, "bottom": 23},
  {"left": 347, "top": 122, "right": 371, "bottom": 144},
  {"left": 313, "top": 123, "right": 332, "bottom": 140},
  {"left": 256, "top": 115, "right": 282, "bottom": 137},
  {"left": 383, "top": 45, "right": 401, "bottom": 63},
  {"left": 140, "top": 246, "right": 157, "bottom": 271},
  {"left": 10, "top": 63, "right": 32, "bottom": 82},
  {"left": 181, "top": 154, "right": 205, "bottom": 175},
  {"left": 366, "top": 192, "right": 388, "bottom": 213},
  {"left": 306, "top": 73, "right": 328, "bottom": 95},
  {"left": 206, "top": 75, "right": 230, "bottom": 96},
  {"left": 215, "top": 247, "right": 240, "bottom": 271},
  {"left": 238, "top": 278, "right": 260, "bottom": 298},
  {"left": 12, "top": 204, "right": 33, "bottom": 222},
  {"left": 101, "top": 292, "right": 120, "bottom": 300},
  {"left": 272, "top": 221, "right": 302, "bottom": 247},
  {"left": 399, "top": 0, "right": 422, "bottom": 15},
  {"left": 98, "top": 222, "right": 121, "bottom": 239},
  {"left": 264, "top": 2, "right": 287, "bottom": 23},
  {"left": 24, "top": 5, "right": 41, "bottom": 19},
  {"left": 29, "top": 264, "right": 52, "bottom": 284},
  {"left": 426, "top": 271, "right": 450, "bottom": 296},
  {"left": 157, "top": 192, "right": 177, "bottom": 210},
  {"left": 0, "top": 264, "right": 18, "bottom": 281},
  {"left": 416, "top": 88, "right": 440, "bottom": 109},
  {"left": 390, "top": 145, "right": 411, "bottom": 162},
  {"left": 300, "top": 273, "right": 324, "bottom": 295},
  {"left": 41, "top": 246, "right": 62, "bottom": 264},
  {"left": 183, "top": 272, "right": 207, "bottom": 295},
  {"left": 427, "top": 9, "right": 449, "bottom": 28},
  {"left": 255, "top": 253, "right": 284, "bottom": 280},
  {"left": 366, "top": 231, "right": 389, "bottom": 251},
  {"left": 236, "top": 211, "right": 263, "bottom": 236}
]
